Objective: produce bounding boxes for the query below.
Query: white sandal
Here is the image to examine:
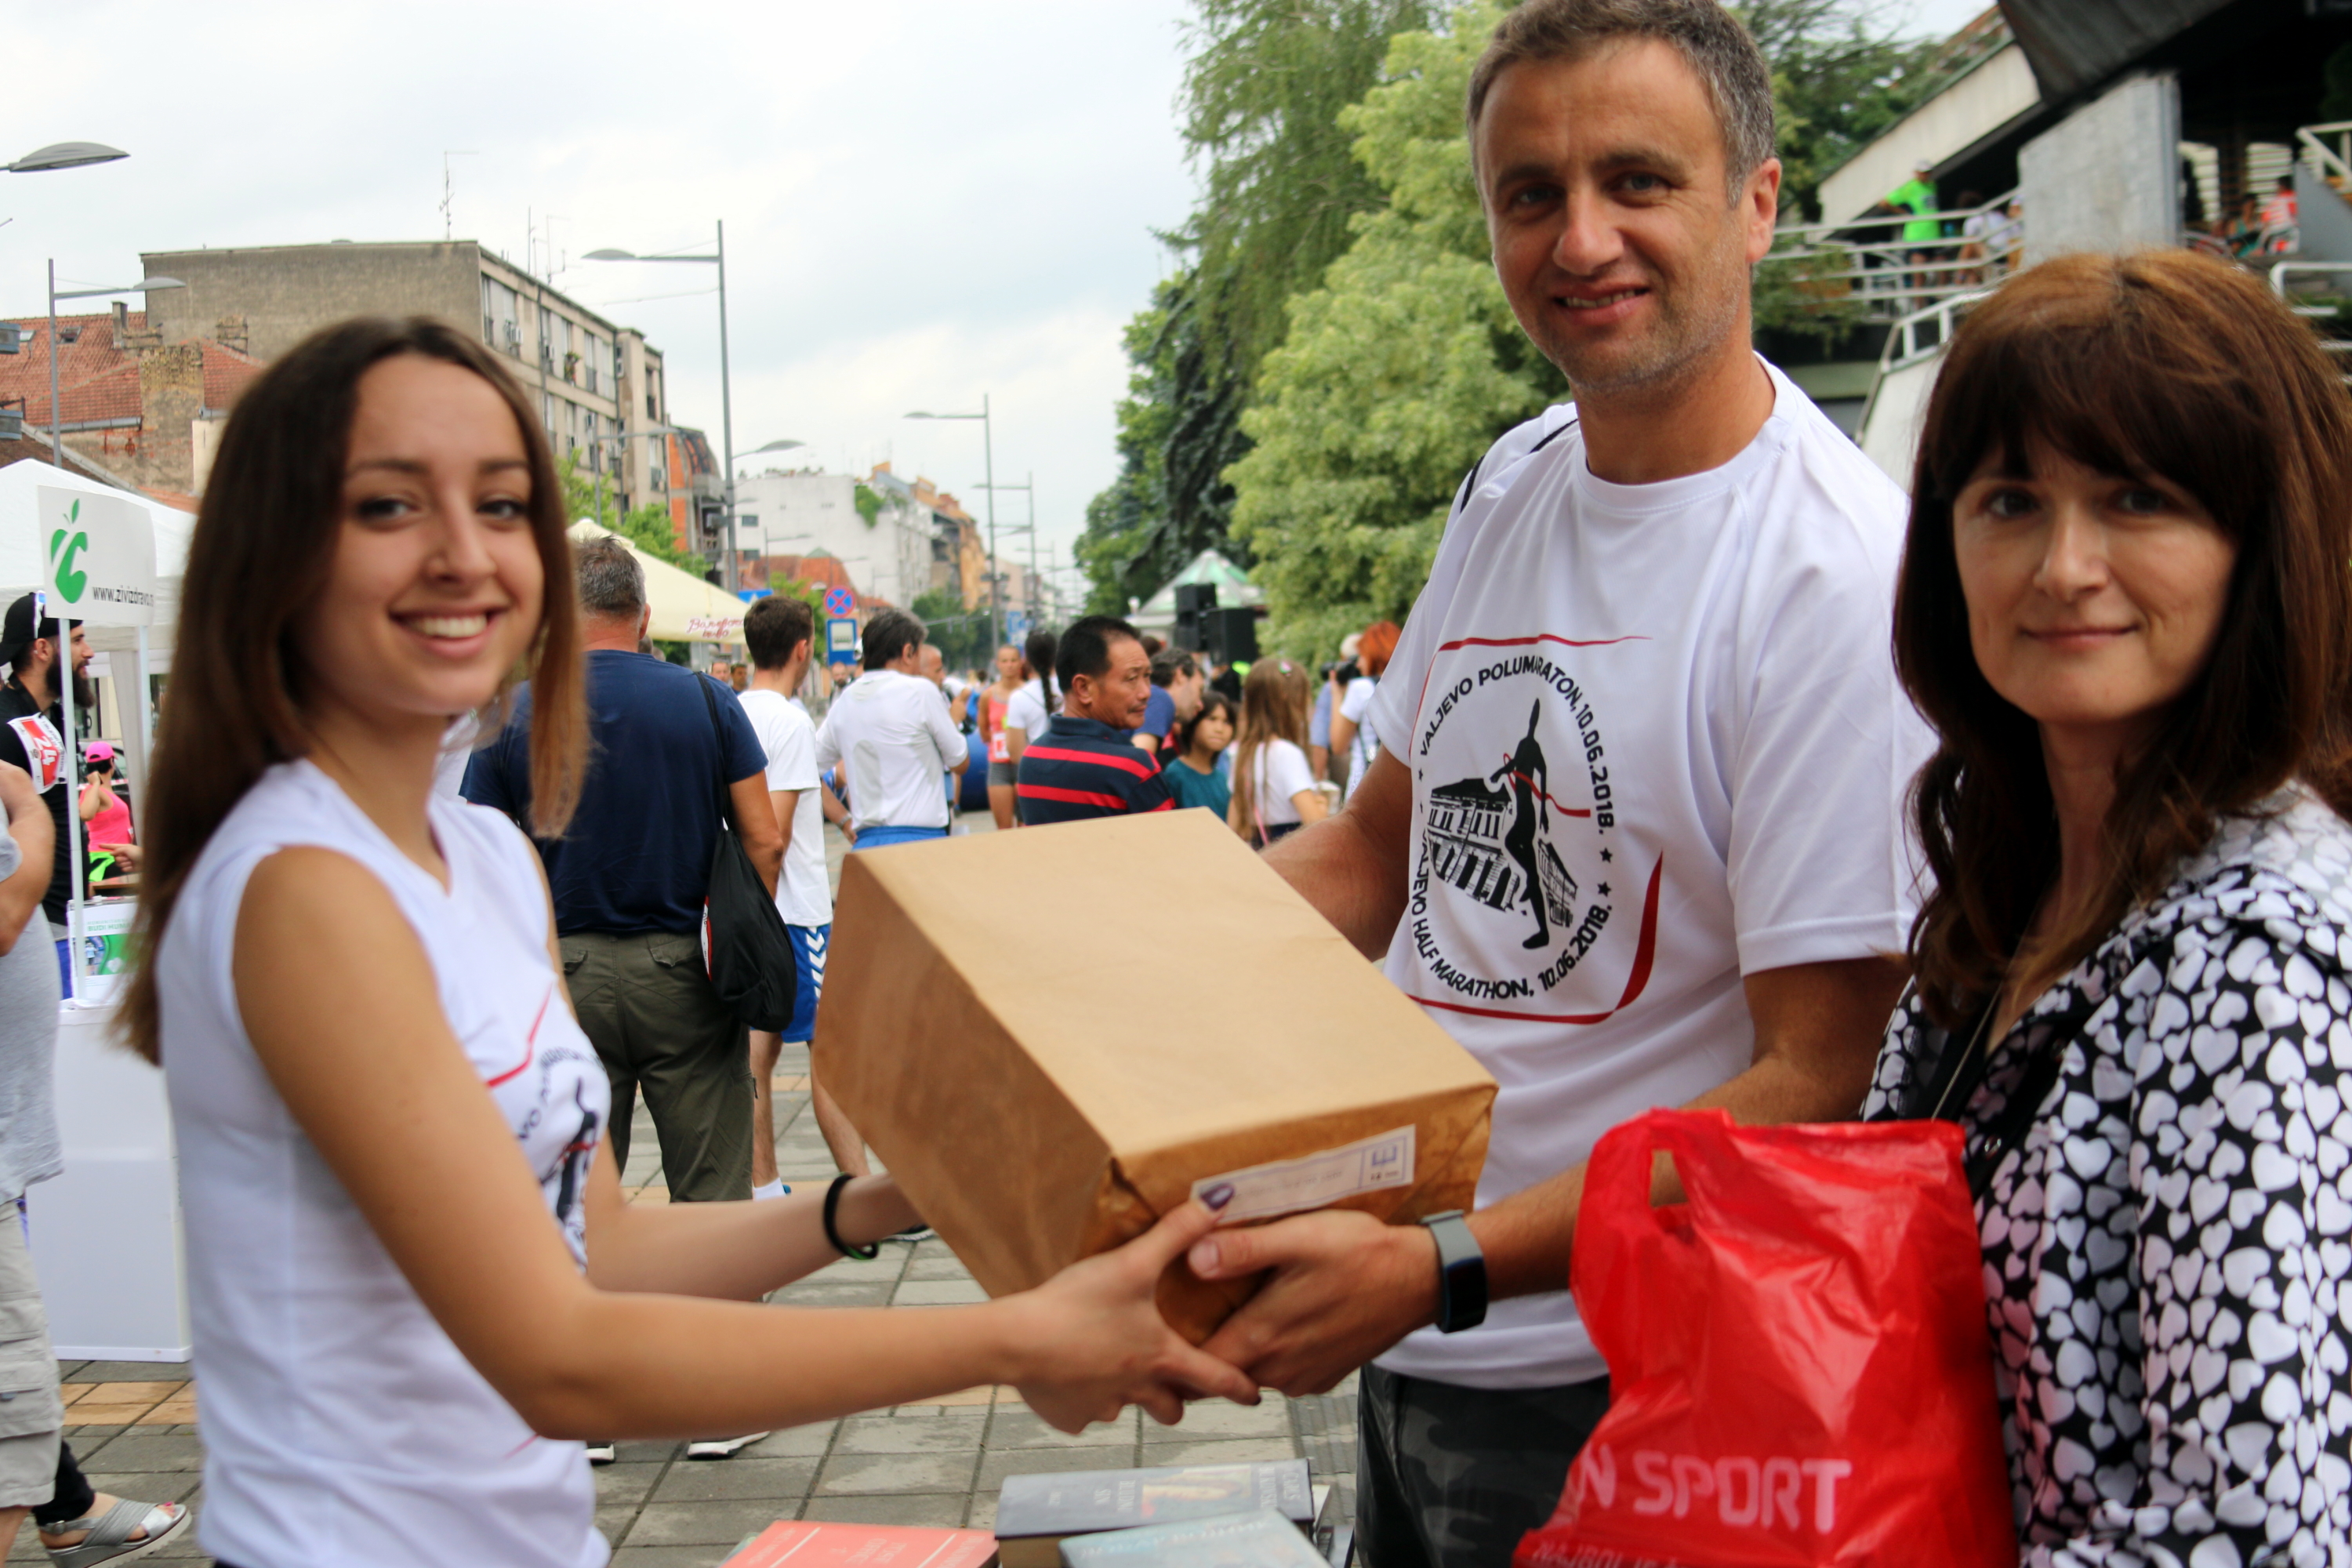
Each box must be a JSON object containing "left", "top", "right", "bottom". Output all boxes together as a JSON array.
[{"left": 41, "top": 1497, "right": 189, "bottom": 1566}]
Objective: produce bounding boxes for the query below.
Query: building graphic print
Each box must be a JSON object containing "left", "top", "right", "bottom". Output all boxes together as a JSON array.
[{"left": 1426, "top": 740, "right": 1579, "bottom": 949}]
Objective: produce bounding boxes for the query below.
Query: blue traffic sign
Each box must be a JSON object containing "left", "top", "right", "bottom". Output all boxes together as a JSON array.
[
  {"left": 826, "top": 617, "right": 859, "bottom": 657},
  {"left": 823, "top": 586, "right": 856, "bottom": 619}
]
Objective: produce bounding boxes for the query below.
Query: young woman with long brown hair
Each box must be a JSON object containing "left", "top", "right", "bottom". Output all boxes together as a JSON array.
[
  {"left": 1229, "top": 658, "right": 1325, "bottom": 847},
  {"left": 1862, "top": 250, "right": 2352, "bottom": 1560},
  {"left": 127, "top": 318, "right": 1250, "bottom": 1568}
]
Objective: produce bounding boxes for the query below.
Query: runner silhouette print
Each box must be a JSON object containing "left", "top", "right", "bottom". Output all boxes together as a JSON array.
[{"left": 1489, "top": 700, "right": 1574, "bottom": 949}]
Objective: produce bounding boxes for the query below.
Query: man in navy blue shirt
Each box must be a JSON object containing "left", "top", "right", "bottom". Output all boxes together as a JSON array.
[
  {"left": 464, "top": 537, "right": 781, "bottom": 1204},
  {"left": 1015, "top": 615, "right": 1174, "bottom": 826}
]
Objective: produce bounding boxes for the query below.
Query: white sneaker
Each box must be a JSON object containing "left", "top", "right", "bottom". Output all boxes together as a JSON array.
[
  {"left": 585, "top": 1441, "right": 616, "bottom": 1465},
  {"left": 751, "top": 1180, "right": 789, "bottom": 1201},
  {"left": 686, "top": 1432, "right": 771, "bottom": 1460}
]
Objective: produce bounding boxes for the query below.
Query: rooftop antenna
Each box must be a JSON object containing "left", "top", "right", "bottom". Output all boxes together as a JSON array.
[{"left": 441, "top": 151, "right": 477, "bottom": 241}]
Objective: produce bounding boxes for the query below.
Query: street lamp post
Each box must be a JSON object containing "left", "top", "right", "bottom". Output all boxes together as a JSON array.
[
  {"left": 583, "top": 223, "right": 740, "bottom": 590},
  {"left": 972, "top": 472, "right": 1040, "bottom": 630},
  {"left": 7, "top": 143, "right": 128, "bottom": 174},
  {"left": 47, "top": 269, "right": 185, "bottom": 477},
  {"left": 905, "top": 397, "right": 998, "bottom": 653}
]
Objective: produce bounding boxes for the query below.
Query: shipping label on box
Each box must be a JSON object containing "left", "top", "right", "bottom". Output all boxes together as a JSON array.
[{"left": 815, "top": 809, "right": 1496, "bottom": 1341}]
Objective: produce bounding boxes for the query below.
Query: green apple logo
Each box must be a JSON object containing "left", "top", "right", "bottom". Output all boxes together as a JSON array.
[{"left": 49, "top": 501, "right": 86, "bottom": 604}]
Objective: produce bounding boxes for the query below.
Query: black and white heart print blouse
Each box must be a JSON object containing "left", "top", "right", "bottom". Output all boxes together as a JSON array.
[{"left": 1863, "top": 786, "right": 2352, "bottom": 1567}]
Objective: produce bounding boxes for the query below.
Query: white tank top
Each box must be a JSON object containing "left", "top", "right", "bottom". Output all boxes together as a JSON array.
[{"left": 158, "top": 760, "right": 610, "bottom": 1568}]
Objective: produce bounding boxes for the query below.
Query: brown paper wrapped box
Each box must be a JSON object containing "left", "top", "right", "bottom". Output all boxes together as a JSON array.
[{"left": 814, "top": 808, "right": 1497, "bottom": 1342}]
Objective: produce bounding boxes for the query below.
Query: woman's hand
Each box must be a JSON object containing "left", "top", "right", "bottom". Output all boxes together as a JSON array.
[{"left": 1000, "top": 1196, "right": 1259, "bottom": 1433}]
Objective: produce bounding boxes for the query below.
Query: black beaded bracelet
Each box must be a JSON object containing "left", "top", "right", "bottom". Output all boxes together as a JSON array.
[{"left": 823, "top": 1173, "right": 880, "bottom": 1260}]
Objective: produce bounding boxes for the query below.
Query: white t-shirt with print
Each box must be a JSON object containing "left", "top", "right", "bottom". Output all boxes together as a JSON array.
[
  {"left": 1368, "top": 361, "right": 1931, "bottom": 1390},
  {"left": 1339, "top": 677, "right": 1380, "bottom": 800},
  {"left": 738, "top": 688, "right": 830, "bottom": 928},
  {"left": 1247, "top": 739, "right": 1317, "bottom": 830},
  {"left": 815, "top": 668, "right": 965, "bottom": 831}
]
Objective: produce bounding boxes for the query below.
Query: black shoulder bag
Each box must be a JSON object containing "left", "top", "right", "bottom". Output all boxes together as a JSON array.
[{"left": 695, "top": 674, "right": 800, "bottom": 1032}]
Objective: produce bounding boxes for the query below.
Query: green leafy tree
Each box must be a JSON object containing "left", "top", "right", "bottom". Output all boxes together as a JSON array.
[
  {"left": 1746, "top": 0, "right": 1949, "bottom": 223},
  {"left": 911, "top": 589, "right": 996, "bottom": 674},
  {"left": 1229, "top": 2, "right": 1562, "bottom": 658},
  {"left": 1078, "top": 0, "right": 1439, "bottom": 617},
  {"left": 559, "top": 452, "right": 706, "bottom": 576}
]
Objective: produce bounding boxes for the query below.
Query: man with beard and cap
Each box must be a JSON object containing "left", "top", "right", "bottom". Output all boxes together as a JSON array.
[
  {"left": 0, "top": 596, "right": 91, "bottom": 993},
  {"left": 1174, "top": 3, "right": 1935, "bottom": 1563}
]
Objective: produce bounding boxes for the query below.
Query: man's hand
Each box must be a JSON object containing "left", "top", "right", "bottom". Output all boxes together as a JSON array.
[
  {"left": 1187, "top": 1210, "right": 1439, "bottom": 1396},
  {"left": 1005, "top": 1200, "right": 1261, "bottom": 1432}
]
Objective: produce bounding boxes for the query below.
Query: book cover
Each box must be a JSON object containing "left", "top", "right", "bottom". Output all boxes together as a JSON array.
[
  {"left": 725, "top": 1519, "right": 1001, "bottom": 1567},
  {"left": 996, "top": 1461, "right": 1312, "bottom": 1568},
  {"left": 1058, "top": 1508, "right": 1329, "bottom": 1568}
]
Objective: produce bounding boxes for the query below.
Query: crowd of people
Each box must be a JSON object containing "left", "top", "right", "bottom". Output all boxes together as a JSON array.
[{"left": 0, "top": 2, "right": 2338, "bottom": 1566}]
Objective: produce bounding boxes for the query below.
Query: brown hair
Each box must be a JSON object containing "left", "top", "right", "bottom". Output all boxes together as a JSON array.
[
  {"left": 1896, "top": 250, "right": 2352, "bottom": 1024},
  {"left": 122, "top": 316, "right": 588, "bottom": 1064},
  {"left": 1359, "top": 621, "right": 1401, "bottom": 680},
  {"left": 1229, "top": 658, "right": 1313, "bottom": 840},
  {"left": 1465, "top": 0, "right": 1773, "bottom": 187}
]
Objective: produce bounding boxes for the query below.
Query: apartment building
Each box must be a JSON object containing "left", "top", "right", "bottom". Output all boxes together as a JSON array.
[
  {"left": 140, "top": 241, "right": 670, "bottom": 517},
  {"left": 734, "top": 464, "right": 980, "bottom": 609}
]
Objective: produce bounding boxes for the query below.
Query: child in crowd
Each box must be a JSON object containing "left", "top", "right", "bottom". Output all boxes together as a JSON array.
[{"left": 1165, "top": 691, "right": 1236, "bottom": 820}]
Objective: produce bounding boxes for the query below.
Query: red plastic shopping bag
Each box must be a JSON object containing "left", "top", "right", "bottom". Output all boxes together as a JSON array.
[{"left": 1515, "top": 1109, "right": 2014, "bottom": 1568}]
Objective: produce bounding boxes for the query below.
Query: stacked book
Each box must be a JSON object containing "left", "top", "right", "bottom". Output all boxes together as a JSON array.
[
  {"left": 993, "top": 1459, "right": 1347, "bottom": 1568},
  {"left": 717, "top": 1460, "right": 1351, "bottom": 1568}
]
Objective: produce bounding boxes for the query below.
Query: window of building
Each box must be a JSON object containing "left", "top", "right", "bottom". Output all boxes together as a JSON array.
[
  {"left": 541, "top": 391, "right": 556, "bottom": 437},
  {"left": 583, "top": 333, "right": 604, "bottom": 395},
  {"left": 481, "top": 277, "right": 521, "bottom": 356},
  {"left": 539, "top": 305, "right": 556, "bottom": 371},
  {"left": 585, "top": 410, "right": 600, "bottom": 470}
]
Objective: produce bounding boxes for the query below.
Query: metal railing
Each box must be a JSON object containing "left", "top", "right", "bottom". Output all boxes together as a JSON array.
[
  {"left": 2269, "top": 262, "right": 2352, "bottom": 368},
  {"left": 2296, "top": 121, "right": 2352, "bottom": 188},
  {"left": 1852, "top": 289, "right": 1993, "bottom": 449},
  {"left": 1762, "top": 190, "right": 2020, "bottom": 321}
]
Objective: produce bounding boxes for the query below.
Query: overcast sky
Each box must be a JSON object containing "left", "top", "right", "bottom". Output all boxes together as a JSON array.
[{"left": 4, "top": 0, "right": 1980, "bottom": 594}]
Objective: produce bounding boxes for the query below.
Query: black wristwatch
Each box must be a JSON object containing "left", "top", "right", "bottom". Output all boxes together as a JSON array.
[{"left": 1417, "top": 1210, "right": 1487, "bottom": 1333}]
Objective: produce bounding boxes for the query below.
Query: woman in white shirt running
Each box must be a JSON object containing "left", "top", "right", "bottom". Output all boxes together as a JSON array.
[
  {"left": 122, "top": 318, "right": 1253, "bottom": 1568},
  {"left": 1229, "top": 659, "right": 1327, "bottom": 847}
]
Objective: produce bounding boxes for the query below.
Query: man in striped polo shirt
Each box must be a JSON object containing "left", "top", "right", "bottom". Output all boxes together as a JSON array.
[{"left": 1014, "top": 615, "right": 1174, "bottom": 826}]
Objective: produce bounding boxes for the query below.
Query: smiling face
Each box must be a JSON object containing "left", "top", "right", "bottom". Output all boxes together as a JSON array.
[
  {"left": 293, "top": 354, "right": 545, "bottom": 734},
  {"left": 1952, "top": 445, "right": 2238, "bottom": 760},
  {"left": 1476, "top": 38, "right": 1777, "bottom": 398}
]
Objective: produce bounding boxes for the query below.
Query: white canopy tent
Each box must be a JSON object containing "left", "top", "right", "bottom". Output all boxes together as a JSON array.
[
  {"left": 567, "top": 519, "right": 744, "bottom": 644},
  {"left": 0, "top": 459, "right": 194, "bottom": 648}
]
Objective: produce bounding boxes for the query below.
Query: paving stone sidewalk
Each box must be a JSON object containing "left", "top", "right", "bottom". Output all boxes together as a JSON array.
[{"left": 34, "top": 829, "right": 1357, "bottom": 1565}]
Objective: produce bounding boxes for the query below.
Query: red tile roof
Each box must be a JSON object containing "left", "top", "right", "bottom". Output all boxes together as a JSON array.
[{"left": 0, "top": 312, "right": 263, "bottom": 427}]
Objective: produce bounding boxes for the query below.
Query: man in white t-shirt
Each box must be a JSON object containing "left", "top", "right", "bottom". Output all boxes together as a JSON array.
[
  {"left": 736, "top": 596, "right": 870, "bottom": 1192},
  {"left": 815, "top": 607, "right": 967, "bottom": 851},
  {"left": 1180, "top": 4, "right": 1931, "bottom": 1563}
]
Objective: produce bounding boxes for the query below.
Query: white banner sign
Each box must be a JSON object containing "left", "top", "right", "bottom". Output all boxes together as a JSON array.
[
  {"left": 684, "top": 615, "right": 742, "bottom": 641},
  {"left": 37, "top": 487, "right": 157, "bottom": 626}
]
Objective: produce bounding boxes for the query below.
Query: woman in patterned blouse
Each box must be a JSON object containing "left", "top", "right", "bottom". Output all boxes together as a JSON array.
[{"left": 1864, "top": 248, "right": 2352, "bottom": 1563}]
